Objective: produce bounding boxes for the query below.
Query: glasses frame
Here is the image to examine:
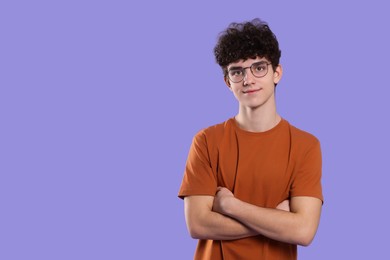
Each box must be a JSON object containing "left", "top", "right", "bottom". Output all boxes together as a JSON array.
[{"left": 227, "top": 61, "right": 272, "bottom": 83}]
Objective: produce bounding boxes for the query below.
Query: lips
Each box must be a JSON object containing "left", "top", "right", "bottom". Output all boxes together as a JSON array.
[{"left": 243, "top": 89, "right": 261, "bottom": 94}]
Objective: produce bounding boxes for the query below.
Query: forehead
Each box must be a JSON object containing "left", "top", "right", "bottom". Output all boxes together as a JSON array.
[{"left": 227, "top": 57, "right": 268, "bottom": 69}]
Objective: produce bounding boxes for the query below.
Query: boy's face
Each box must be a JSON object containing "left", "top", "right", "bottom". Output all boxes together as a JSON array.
[{"left": 225, "top": 57, "right": 282, "bottom": 110}]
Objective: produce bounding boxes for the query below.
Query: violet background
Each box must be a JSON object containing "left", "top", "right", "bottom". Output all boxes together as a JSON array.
[{"left": 1, "top": 0, "right": 389, "bottom": 259}]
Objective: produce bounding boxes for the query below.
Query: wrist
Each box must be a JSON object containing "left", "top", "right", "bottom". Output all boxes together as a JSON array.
[{"left": 223, "top": 196, "right": 239, "bottom": 217}]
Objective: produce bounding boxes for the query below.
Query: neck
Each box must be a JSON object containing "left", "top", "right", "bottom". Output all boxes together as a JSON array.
[{"left": 235, "top": 103, "right": 281, "bottom": 132}]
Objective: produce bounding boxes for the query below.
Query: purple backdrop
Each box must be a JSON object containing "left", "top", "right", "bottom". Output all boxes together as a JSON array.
[{"left": 1, "top": 0, "right": 389, "bottom": 259}]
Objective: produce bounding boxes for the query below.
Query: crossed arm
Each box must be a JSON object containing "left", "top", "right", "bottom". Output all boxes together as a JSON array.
[{"left": 184, "top": 187, "right": 322, "bottom": 246}]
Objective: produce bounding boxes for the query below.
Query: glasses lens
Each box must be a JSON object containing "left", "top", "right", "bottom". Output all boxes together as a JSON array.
[
  {"left": 251, "top": 62, "right": 268, "bottom": 77},
  {"left": 228, "top": 69, "right": 244, "bottom": 83}
]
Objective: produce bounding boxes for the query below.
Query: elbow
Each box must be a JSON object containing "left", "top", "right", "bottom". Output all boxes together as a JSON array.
[
  {"left": 188, "top": 225, "right": 206, "bottom": 239},
  {"left": 187, "top": 221, "right": 208, "bottom": 240},
  {"left": 295, "top": 228, "right": 316, "bottom": 247},
  {"left": 189, "top": 230, "right": 202, "bottom": 240},
  {"left": 187, "top": 224, "right": 200, "bottom": 239},
  {"left": 297, "top": 237, "right": 313, "bottom": 247}
]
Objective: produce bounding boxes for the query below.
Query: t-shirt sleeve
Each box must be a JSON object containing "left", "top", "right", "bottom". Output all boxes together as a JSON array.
[
  {"left": 290, "top": 139, "right": 324, "bottom": 202},
  {"left": 178, "top": 131, "right": 218, "bottom": 199}
]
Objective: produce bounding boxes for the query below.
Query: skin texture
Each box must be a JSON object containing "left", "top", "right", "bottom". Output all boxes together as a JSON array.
[{"left": 184, "top": 57, "right": 322, "bottom": 246}]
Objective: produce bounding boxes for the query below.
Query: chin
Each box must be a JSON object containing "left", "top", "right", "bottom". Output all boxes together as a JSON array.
[{"left": 245, "top": 103, "right": 264, "bottom": 110}]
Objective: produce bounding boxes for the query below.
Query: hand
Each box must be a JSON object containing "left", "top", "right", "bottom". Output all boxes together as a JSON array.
[
  {"left": 276, "top": 199, "right": 290, "bottom": 212},
  {"left": 212, "top": 186, "right": 235, "bottom": 215}
]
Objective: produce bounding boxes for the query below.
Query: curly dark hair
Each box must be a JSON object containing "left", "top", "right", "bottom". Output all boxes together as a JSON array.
[{"left": 214, "top": 18, "right": 281, "bottom": 77}]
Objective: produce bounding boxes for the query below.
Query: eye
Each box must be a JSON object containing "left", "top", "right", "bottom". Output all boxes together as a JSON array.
[
  {"left": 229, "top": 70, "right": 243, "bottom": 77},
  {"left": 254, "top": 63, "right": 267, "bottom": 71}
]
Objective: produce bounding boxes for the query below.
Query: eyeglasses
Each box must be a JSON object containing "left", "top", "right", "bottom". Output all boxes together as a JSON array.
[{"left": 227, "top": 61, "right": 272, "bottom": 83}]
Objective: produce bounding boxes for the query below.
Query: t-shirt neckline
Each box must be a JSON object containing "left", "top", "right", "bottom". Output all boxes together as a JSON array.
[{"left": 230, "top": 117, "right": 287, "bottom": 136}]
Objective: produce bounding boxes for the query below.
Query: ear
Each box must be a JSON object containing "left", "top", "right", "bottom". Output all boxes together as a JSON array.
[
  {"left": 273, "top": 64, "right": 283, "bottom": 85},
  {"left": 224, "top": 76, "right": 232, "bottom": 90}
]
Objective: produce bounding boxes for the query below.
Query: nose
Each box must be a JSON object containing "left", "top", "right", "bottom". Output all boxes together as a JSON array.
[{"left": 243, "top": 68, "right": 255, "bottom": 85}]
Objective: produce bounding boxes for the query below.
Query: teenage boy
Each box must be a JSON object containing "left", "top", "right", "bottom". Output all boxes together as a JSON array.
[{"left": 178, "top": 18, "right": 323, "bottom": 260}]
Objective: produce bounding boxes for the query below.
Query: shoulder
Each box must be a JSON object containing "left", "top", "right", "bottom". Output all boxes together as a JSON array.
[
  {"left": 195, "top": 118, "right": 234, "bottom": 138},
  {"left": 286, "top": 121, "right": 320, "bottom": 151},
  {"left": 288, "top": 121, "right": 319, "bottom": 142},
  {"left": 193, "top": 118, "right": 234, "bottom": 146},
  {"left": 285, "top": 121, "right": 322, "bottom": 172}
]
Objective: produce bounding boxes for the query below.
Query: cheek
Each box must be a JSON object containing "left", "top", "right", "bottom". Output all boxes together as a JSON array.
[
  {"left": 232, "top": 88, "right": 242, "bottom": 96},
  {"left": 234, "top": 91, "right": 245, "bottom": 102}
]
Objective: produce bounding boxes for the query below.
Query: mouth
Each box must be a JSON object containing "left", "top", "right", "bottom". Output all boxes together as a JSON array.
[{"left": 243, "top": 88, "right": 261, "bottom": 94}]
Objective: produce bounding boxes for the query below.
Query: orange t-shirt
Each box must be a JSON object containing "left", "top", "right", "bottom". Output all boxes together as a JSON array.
[{"left": 178, "top": 118, "right": 323, "bottom": 260}]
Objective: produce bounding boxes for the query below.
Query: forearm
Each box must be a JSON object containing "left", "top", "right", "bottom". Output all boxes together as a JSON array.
[
  {"left": 193, "top": 210, "right": 257, "bottom": 240},
  {"left": 223, "top": 197, "right": 321, "bottom": 246},
  {"left": 226, "top": 200, "right": 303, "bottom": 244},
  {"left": 184, "top": 196, "right": 257, "bottom": 240}
]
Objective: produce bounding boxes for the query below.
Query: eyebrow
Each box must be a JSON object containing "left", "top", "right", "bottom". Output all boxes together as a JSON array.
[
  {"left": 228, "top": 66, "right": 243, "bottom": 71},
  {"left": 228, "top": 61, "right": 267, "bottom": 71}
]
